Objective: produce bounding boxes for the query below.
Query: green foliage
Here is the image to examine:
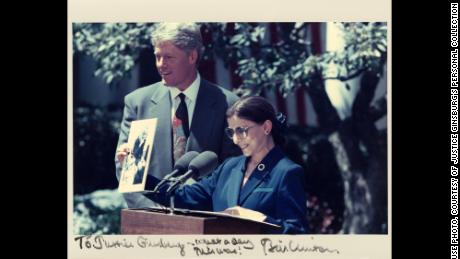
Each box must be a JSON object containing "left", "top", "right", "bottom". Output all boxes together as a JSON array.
[
  {"left": 207, "top": 22, "right": 387, "bottom": 96},
  {"left": 73, "top": 23, "right": 155, "bottom": 85},
  {"left": 322, "top": 23, "right": 387, "bottom": 79},
  {"left": 73, "top": 22, "right": 387, "bottom": 92},
  {"left": 74, "top": 105, "right": 122, "bottom": 194},
  {"left": 73, "top": 189, "right": 127, "bottom": 235}
]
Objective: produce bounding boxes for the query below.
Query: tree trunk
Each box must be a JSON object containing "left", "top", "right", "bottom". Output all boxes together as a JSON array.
[
  {"left": 330, "top": 71, "right": 387, "bottom": 234},
  {"left": 307, "top": 70, "right": 387, "bottom": 233},
  {"left": 328, "top": 131, "right": 373, "bottom": 233}
]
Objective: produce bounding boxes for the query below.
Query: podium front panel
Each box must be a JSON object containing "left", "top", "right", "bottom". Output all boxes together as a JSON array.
[{"left": 121, "top": 209, "right": 269, "bottom": 234}]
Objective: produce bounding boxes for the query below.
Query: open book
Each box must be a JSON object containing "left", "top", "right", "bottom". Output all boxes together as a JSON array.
[{"left": 135, "top": 207, "right": 280, "bottom": 229}]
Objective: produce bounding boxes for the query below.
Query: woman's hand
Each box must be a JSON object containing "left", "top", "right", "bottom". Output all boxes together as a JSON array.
[{"left": 223, "top": 206, "right": 267, "bottom": 222}]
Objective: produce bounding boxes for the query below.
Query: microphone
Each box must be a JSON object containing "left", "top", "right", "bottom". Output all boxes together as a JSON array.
[
  {"left": 166, "top": 151, "right": 218, "bottom": 194},
  {"left": 151, "top": 151, "right": 199, "bottom": 193}
]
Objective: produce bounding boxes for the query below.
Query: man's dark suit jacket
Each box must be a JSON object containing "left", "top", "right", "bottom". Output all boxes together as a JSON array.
[
  {"left": 116, "top": 79, "right": 241, "bottom": 208},
  {"left": 147, "top": 146, "right": 308, "bottom": 234}
]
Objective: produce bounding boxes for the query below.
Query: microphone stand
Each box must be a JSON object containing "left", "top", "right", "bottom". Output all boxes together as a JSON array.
[
  {"left": 163, "top": 169, "right": 199, "bottom": 215},
  {"left": 141, "top": 175, "right": 177, "bottom": 214},
  {"left": 169, "top": 195, "right": 175, "bottom": 215},
  {"left": 165, "top": 170, "right": 200, "bottom": 214},
  {"left": 165, "top": 178, "right": 182, "bottom": 215}
]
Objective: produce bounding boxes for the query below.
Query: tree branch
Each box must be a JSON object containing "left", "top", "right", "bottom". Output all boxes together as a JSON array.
[{"left": 323, "top": 67, "right": 368, "bottom": 81}]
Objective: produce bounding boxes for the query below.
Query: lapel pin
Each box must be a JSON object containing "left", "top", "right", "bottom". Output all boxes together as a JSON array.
[{"left": 257, "top": 164, "right": 265, "bottom": 171}]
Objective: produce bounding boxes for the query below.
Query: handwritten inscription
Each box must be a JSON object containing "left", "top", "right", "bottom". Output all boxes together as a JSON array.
[
  {"left": 74, "top": 235, "right": 135, "bottom": 250},
  {"left": 73, "top": 235, "right": 341, "bottom": 257},
  {"left": 187, "top": 237, "right": 255, "bottom": 256},
  {"left": 137, "top": 236, "right": 186, "bottom": 256},
  {"left": 74, "top": 235, "right": 185, "bottom": 256},
  {"left": 260, "top": 238, "right": 340, "bottom": 255}
]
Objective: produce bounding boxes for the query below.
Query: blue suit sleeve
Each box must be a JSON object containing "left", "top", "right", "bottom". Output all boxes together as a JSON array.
[
  {"left": 264, "top": 167, "right": 308, "bottom": 234},
  {"left": 145, "top": 161, "right": 226, "bottom": 211}
]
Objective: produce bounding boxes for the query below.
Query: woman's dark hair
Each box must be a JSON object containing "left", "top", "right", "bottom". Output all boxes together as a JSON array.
[{"left": 226, "top": 96, "right": 287, "bottom": 146}]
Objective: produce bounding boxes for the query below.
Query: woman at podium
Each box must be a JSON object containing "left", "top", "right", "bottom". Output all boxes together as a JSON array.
[{"left": 147, "top": 96, "right": 308, "bottom": 234}]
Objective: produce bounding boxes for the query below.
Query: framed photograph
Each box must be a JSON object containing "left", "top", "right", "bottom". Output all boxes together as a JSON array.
[{"left": 118, "top": 118, "right": 157, "bottom": 193}]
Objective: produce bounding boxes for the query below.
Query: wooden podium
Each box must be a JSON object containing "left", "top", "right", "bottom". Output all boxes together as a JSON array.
[{"left": 121, "top": 208, "right": 279, "bottom": 234}]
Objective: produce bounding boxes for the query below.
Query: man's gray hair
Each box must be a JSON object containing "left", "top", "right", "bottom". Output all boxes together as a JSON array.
[{"left": 151, "top": 22, "right": 204, "bottom": 63}]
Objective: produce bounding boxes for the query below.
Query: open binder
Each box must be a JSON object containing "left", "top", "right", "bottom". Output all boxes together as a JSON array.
[
  {"left": 139, "top": 207, "right": 279, "bottom": 227},
  {"left": 121, "top": 207, "right": 280, "bottom": 234}
]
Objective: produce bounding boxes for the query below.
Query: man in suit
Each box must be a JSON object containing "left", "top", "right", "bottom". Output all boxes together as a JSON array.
[{"left": 116, "top": 23, "right": 241, "bottom": 208}]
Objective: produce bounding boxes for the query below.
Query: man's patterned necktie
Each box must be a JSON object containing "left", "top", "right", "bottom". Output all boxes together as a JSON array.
[{"left": 172, "top": 93, "right": 189, "bottom": 163}]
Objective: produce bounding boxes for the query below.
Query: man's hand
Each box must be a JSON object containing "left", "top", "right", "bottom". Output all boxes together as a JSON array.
[{"left": 116, "top": 143, "right": 131, "bottom": 167}]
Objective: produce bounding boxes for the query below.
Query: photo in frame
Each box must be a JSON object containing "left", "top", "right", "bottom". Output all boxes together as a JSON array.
[{"left": 118, "top": 118, "right": 157, "bottom": 193}]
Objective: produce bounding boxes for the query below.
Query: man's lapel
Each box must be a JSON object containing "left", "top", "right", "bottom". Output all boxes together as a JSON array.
[
  {"left": 187, "top": 80, "right": 217, "bottom": 151},
  {"left": 149, "top": 84, "right": 173, "bottom": 177}
]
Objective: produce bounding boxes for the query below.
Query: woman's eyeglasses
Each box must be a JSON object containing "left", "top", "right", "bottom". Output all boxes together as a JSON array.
[{"left": 225, "top": 125, "right": 257, "bottom": 139}]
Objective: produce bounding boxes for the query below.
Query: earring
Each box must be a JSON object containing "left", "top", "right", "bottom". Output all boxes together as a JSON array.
[{"left": 265, "top": 130, "right": 270, "bottom": 135}]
